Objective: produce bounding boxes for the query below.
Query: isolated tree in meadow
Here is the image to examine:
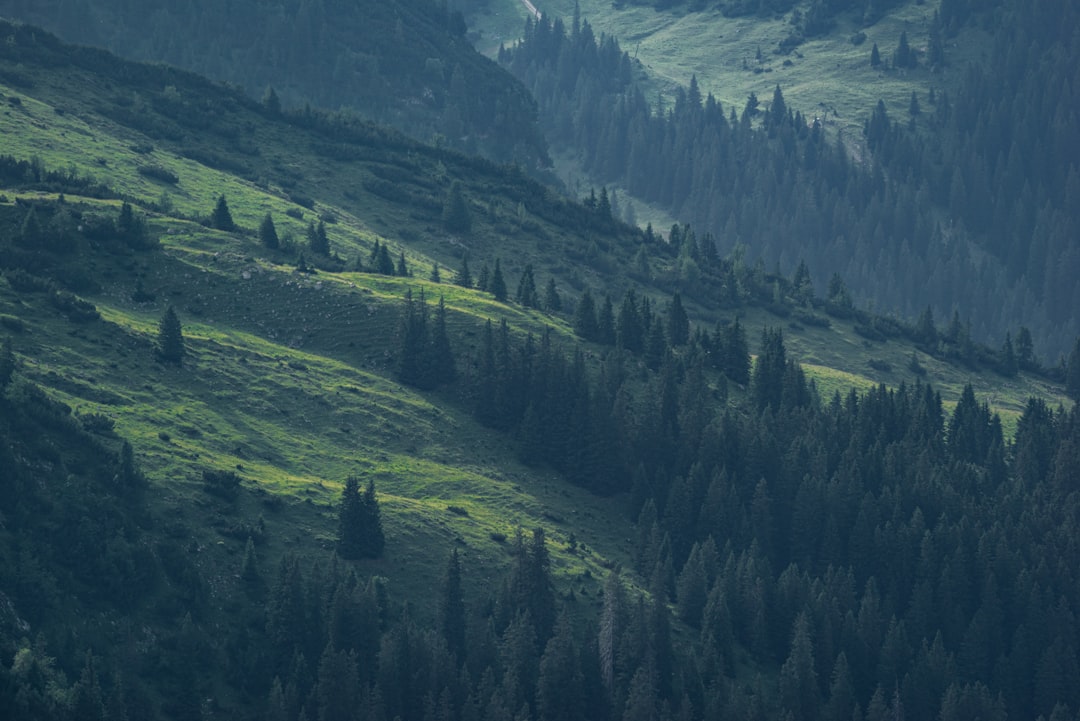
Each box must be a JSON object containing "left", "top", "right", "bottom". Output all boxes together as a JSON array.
[
  {"left": 211, "top": 194, "right": 235, "bottom": 232},
  {"left": 157, "top": 305, "right": 185, "bottom": 365},
  {"left": 259, "top": 213, "right": 279, "bottom": 249},
  {"left": 870, "top": 42, "right": 882, "bottom": 67}
]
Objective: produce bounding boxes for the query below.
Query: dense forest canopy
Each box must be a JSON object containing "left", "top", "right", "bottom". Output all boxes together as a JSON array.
[
  {"left": 0, "top": 0, "right": 550, "bottom": 165},
  {"left": 500, "top": 0, "right": 1080, "bottom": 360}
]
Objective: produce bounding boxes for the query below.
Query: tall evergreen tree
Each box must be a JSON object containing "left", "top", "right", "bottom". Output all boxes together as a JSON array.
[
  {"left": 439, "top": 549, "right": 466, "bottom": 663},
  {"left": 0, "top": 336, "right": 14, "bottom": 390},
  {"left": 543, "top": 278, "right": 562, "bottom": 313},
  {"left": 573, "top": 289, "right": 598, "bottom": 340},
  {"left": 455, "top": 255, "right": 473, "bottom": 288},
  {"left": 490, "top": 258, "right": 508, "bottom": 302},
  {"left": 337, "top": 476, "right": 366, "bottom": 560},
  {"left": 667, "top": 292, "right": 690, "bottom": 346},
  {"left": 307, "top": 220, "right": 330, "bottom": 256},
  {"left": 157, "top": 305, "right": 185, "bottom": 365},
  {"left": 259, "top": 212, "right": 280, "bottom": 250},
  {"left": 211, "top": 194, "right": 235, "bottom": 232},
  {"left": 516, "top": 264, "right": 538, "bottom": 308}
]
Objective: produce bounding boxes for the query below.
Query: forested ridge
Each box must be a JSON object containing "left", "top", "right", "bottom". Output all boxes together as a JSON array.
[
  {"left": 0, "top": 7, "right": 1079, "bottom": 721},
  {"left": 500, "top": 0, "right": 1080, "bottom": 359},
  {"left": 0, "top": 0, "right": 549, "bottom": 166}
]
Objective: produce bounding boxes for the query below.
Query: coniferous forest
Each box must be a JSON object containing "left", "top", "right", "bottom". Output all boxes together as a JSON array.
[
  {"left": 500, "top": 0, "right": 1080, "bottom": 359},
  {"left": 0, "top": 1, "right": 1079, "bottom": 720}
]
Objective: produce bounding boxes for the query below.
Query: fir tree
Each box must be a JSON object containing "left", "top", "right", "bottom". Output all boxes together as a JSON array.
[
  {"left": 260, "top": 213, "right": 280, "bottom": 250},
  {"left": 307, "top": 221, "right": 330, "bottom": 256},
  {"left": 573, "top": 289, "right": 598, "bottom": 340},
  {"left": 157, "top": 305, "right": 185, "bottom": 365},
  {"left": 667, "top": 292, "right": 690, "bottom": 346},
  {"left": 490, "top": 258, "right": 507, "bottom": 301},
  {"left": 429, "top": 263, "right": 441, "bottom": 283},
  {"left": 516, "top": 264, "right": 538, "bottom": 308},
  {"left": 396, "top": 252, "right": 409, "bottom": 277},
  {"left": 455, "top": 255, "right": 473, "bottom": 288},
  {"left": 211, "top": 194, "right": 235, "bottom": 232},
  {"left": 543, "top": 278, "right": 562, "bottom": 312},
  {"left": 439, "top": 549, "right": 466, "bottom": 663},
  {"left": 337, "top": 476, "right": 370, "bottom": 560},
  {"left": 870, "top": 42, "right": 882, "bottom": 67},
  {"left": 360, "top": 477, "right": 385, "bottom": 558}
]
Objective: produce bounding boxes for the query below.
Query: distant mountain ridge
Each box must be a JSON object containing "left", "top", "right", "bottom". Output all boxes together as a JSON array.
[{"left": 0, "top": 0, "right": 550, "bottom": 166}]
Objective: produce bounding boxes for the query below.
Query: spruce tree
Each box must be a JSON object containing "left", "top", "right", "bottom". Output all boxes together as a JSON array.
[
  {"left": 260, "top": 213, "right": 280, "bottom": 250},
  {"left": 429, "top": 263, "right": 441, "bottom": 283},
  {"left": 516, "top": 264, "right": 538, "bottom": 307},
  {"left": 439, "top": 549, "right": 466, "bottom": 663},
  {"left": 543, "top": 278, "right": 562, "bottom": 312},
  {"left": 667, "top": 292, "right": 690, "bottom": 346},
  {"left": 870, "top": 42, "right": 882, "bottom": 67},
  {"left": 573, "top": 289, "right": 597, "bottom": 340},
  {"left": 337, "top": 476, "right": 365, "bottom": 560},
  {"left": 490, "top": 258, "right": 507, "bottom": 302},
  {"left": 157, "top": 305, "right": 185, "bottom": 365},
  {"left": 211, "top": 194, "right": 235, "bottom": 232},
  {"left": 455, "top": 255, "right": 472, "bottom": 288},
  {"left": 396, "top": 251, "right": 409, "bottom": 277},
  {"left": 308, "top": 221, "right": 330, "bottom": 256},
  {"left": 360, "top": 477, "right": 385, "bottom": 558}
]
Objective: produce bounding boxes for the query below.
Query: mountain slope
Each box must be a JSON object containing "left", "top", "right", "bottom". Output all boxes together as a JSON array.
[{"left": 1, "top": 22, "right": 1078, "bottom": 721}]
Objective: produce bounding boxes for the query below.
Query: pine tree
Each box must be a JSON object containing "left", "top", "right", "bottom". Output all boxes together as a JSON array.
[
  {"left": 396, "top": 251, "right": 409, "bottom": 277},
  {"left": 262, "top": 86, "right": 281, "bottom": 116},
  {"left": 157, "top": 305, "right": 185, "bottom": 365},
  {"left": 432, "top": 295, "right": 456, "bottom": 385},
  {"left": 490, "top": 258, "right": 507, "bottom": 301},
  {"left": 543, "top": 278, "right": 562, "bottom": 312},
  {"left": 516, "top": 264, "right": 538, "bottom": 307},
  {"left": 360, "top": 477, "right": 385, "bottom": 558},
  {"left": 429, "top": 263, "right": 441, "bottom": 283},
  {"left": 211, "top": 194, "right": 236, "bottom": 232},
  {"left": 260, "top": 213, "right": 280, "bottom": 250},
  {"left": 337, "top": 476, "right": 365, "bottom": 560},
  {"left": 439, "top": 549, "right": 466, "bottom": 663},
  {"left": 870, "top": 42, "right": 882, "bottom": 67},
  {"left": 455, "top": 255, "right": 473, "bottom": 288},
  {"left": 667, "top": 292, "right": 689, "bottom": 346},
  {"left": 307, "top": 221, "right": 330, "bottom": 256},
  {"left": 573, "top": 289, "right": 598, "bottom": 340}
]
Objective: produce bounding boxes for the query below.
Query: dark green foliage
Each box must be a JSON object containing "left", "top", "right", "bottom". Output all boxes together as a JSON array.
[
  {"left": 543, "top": 277, "right": 562, "bottom": 312},
  {"left": 156, "top": 304, "right": 185, "bottom": 365},
  {"left": 116, "top": 201, "right": 151, "bottom": 248},
  {"left": 0, "top": 336, "right": 14, "bottom": 390},
  {"left": 202, "top": 468, "right": 242, "bottom": 501},
  {"left": 870, "top": 42, "right": 881, "bottom": 66},
  {"left": 573, "top": 289, "right": 598, "bottom": 340},
  {"left": 442, "top": 181, "right": 472, "bottom": 233},
  {"left": 666, "top": 292, "right": 689, "bottom": 346},
  {"left": 395, "top": 251, "right": 409, "bottom": 277},
  {"left": 515, "top": 263, "right": 538, "bottom": 308},
  {"left": 1067, "top": 337, "right": 1080, "bottom": 401},
  {"left": 211, "top": 193, "right": 235, "bottom": 232},
  {"left": 490, "top": 258, "right": 507, "bottom": 302},
  {"left": 396, "top": 289, "right": 455, "bottom": 389},
  {"left": 438, "top": 549, "right": 466, "bottom": 663},
  {"left": 428, "top": 263, "right": 440, "bottom": 283},
  {"left": 454, "top": 254, "right": 472, "bottom": 288},
  {"left": 259, "top": 212, "right": 280, "bottom": 250},
  {"left": 894, "top": 31, "right": 916, "bottom": 68},
  {"left": 307, "top": 220, "right": 330, "bottom": 256},
  {"left": 336, "top": 476, "right": 384, "bottom": 560}
]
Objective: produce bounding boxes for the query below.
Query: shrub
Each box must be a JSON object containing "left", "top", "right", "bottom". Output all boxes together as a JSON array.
[
  {"left": 202, "top": 469, "right": 242, "bottom": 501},
  {"left": 137, "top": 164, "right": 179, "bottom": 184}
]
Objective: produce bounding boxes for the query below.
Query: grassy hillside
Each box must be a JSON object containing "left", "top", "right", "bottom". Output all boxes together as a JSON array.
[
  {"left": 0, "top": 20, "right": 1067, "bottom": 584},
  {"left": 2, "top": 21, "right": 1078, "bottom": 721},
  {"left": 471, "top": 0, "right": 988, "bottom": 141}
]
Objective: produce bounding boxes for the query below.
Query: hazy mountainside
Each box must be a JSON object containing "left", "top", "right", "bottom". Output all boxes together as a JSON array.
[
  {"left": 2, "top": 18, "right": 1080, "bottom": 721},
  {"left": 0, "top": 0, "right": 549, "bottom": 166},
  {"left": 486, "top": 0, "right": 1080, "bottom": 360}
]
